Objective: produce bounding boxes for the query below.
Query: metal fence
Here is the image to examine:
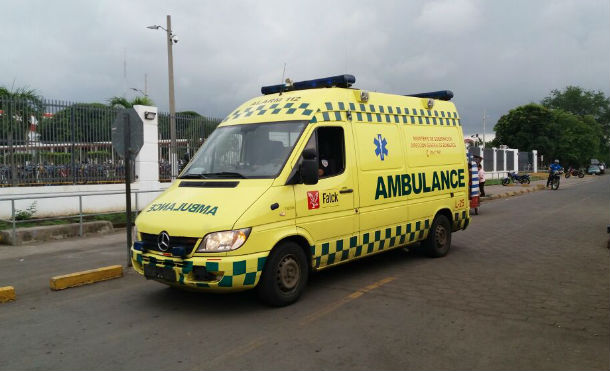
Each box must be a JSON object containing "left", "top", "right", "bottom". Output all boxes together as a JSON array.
[
  {"left": 157, "top": 112, "right": 220, "bottom": 182},
  {"left": 0, "top": 98, "right": 221, "bottom": 187}
]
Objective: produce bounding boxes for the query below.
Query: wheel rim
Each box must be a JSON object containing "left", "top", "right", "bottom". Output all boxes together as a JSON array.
[
  {"left": 276, "top": 255, "right": 300, "bottom": 291},
  {"left": 435, "top": 224, "right": 448, "bottom": 249}
]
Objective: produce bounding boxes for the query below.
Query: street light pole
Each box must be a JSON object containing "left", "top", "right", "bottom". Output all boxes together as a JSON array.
[
  {"left": 165, "top": 15, "right": 177, "bottom": 180},
  {"left": 147, "top": 16, "right": 178, "bottom": 180}
]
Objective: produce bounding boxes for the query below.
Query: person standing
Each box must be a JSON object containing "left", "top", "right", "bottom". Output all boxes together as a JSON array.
[{"left": 478, "top": 163, "right": 486, "bottom": 197}]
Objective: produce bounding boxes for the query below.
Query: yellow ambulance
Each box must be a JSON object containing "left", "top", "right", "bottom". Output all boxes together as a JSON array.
[{"left": 131, "top": 75, "right": 470, "bottom": 306}]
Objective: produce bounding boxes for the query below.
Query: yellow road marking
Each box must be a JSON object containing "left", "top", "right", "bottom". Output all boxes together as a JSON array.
[
  {"left": 300, "top": 276, "right": 397, "bottom": 326},
  {"left": 210, "top": 275, "right": 397, "bottom": 365}
]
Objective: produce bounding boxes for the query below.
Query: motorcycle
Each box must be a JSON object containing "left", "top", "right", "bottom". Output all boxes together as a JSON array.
[
  {"left": 549, "top": 169, "right": 563, "bottom": 190},
  {"left": 564, "top": 167, "right": 585, "bottom": 178},
  {"left": 502, "top": 172, "right": 531, "bottom": 186}
]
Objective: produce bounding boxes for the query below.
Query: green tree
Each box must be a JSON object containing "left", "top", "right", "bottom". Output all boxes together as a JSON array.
[
  {"left": 108, "top": 96, "right": 154, "bottom": 108},
  {"left": 541, "top": 86, "right": 609, "bottom": 122},
  {"left": 494, "top": 103, "right": 557, "bottom": 156},
  {"left": 0, "top": 86, "right": 45, "bottom": 142},
  {"left": 541, "top": 86, "right": 610, "bottom": 162},
  {"left": 494, "top": 103, "right": 602, "bottom": 167},
  {"left": 39, "top": 103, "right": 117, "bottom": 143}
]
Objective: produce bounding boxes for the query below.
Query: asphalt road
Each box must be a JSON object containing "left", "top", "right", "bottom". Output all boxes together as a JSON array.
[{"left": 1, "top": 175, "right": 608, "bottom": 371}]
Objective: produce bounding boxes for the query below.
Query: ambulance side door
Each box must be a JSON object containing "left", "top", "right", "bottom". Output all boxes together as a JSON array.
[{"left": 293, "top": 124, "right": 358, "bottom": 246}]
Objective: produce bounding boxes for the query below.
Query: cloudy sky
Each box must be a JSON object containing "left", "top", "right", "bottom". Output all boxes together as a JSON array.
[{"left": 2, "top": 0, "right": 609, "bottom": 135}]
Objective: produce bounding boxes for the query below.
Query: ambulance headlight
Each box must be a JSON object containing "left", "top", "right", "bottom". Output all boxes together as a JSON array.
[{"left": 197, "top": 228, "right": 251, "bottom": 252}]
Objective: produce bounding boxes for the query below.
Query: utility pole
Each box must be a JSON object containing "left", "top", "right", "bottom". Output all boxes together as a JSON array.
[
  {"left": 166, "top": 15, "right": 177, "bottom": 180},
  {"left": 147, "top": 16, "right": 178, "bottom": 179},
  {"left": 482, "top": 109, "right": 487, "bottom": 149}
]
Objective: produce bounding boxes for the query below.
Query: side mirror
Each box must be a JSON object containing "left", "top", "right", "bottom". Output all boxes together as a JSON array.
[{"left": 301, "top": 148, "right": 318, "bottom": 185}]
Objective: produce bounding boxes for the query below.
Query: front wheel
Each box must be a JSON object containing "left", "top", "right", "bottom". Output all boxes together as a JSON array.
[
  {"left": 422, "top": 214, "right": 452, "bottom": 258},
  {"left": 257, "top": 241, "right": 308, "bottom": 307},
  {"left": 551, "top": 177, "right": 560, "bottom": 190},
  {"left": 502, "top": 178, "right": 510, "bottom": 186},
  {"left": 578, "top": 171, "right": 585, "bottom": 178},
  {"left": 565, "top": 173, "right": 571, "bottom": 178}
]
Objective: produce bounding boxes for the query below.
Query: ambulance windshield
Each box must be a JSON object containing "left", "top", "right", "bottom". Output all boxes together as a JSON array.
[{"left": 180, "top": 121, "right": 307, "bottom": 179}]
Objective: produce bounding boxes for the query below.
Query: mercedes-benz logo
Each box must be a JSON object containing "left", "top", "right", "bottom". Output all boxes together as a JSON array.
[{"left": 157, "top": 231, "right": 170, "bottom": 252}]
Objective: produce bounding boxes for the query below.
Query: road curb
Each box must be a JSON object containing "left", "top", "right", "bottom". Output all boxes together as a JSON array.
[
  {"left": 482, "top": 183, "right": 547, "bottom": 202},
  {"left": 50, "top": 265, "right": 123, "bottom": 291},
  {"left": 0, "top": 286, "right": 16, "bottom": 303}
]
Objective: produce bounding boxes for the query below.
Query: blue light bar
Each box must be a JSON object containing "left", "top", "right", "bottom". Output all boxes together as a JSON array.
[
  {"left": 261, "top": 74, "right": 356, "bottom": 95},
  {"left": 405, "top": 90, "right": 454, "bottom": 101}
]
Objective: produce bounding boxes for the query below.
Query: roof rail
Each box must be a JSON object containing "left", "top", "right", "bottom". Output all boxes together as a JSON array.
[{"left": 405, "top": 90, "right": 454, "bottom": 101}]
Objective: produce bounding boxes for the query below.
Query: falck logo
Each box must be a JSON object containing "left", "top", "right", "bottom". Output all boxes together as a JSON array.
[
  {"left": 157, "top": 231, "right": 171, "bottom": 252},
  {"left": 307, "top": 191, "right": 320, "bottom": 210},
  {"left": 374, "top": 134, "right": 388, "bottom": 161}
]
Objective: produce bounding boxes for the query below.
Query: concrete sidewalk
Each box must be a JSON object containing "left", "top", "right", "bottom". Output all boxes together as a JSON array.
[{"left": 479, "top": 174, "right": 600, "bottom": 202}]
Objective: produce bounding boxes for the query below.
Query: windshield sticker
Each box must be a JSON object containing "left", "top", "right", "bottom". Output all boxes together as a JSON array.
[
  {"left": 374, "top": 134, "right": 388, "bottom": 161},
  {"left": 375, "top": 169, "right": 465, "bottom": 200},
  {"left": 146, "top": 202, "right": 218, "bottom": 216}
]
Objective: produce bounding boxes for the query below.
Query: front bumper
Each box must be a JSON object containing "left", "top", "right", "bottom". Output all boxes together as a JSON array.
[{"left": 131, "top": 246, "right": 268, "bottom": 291}]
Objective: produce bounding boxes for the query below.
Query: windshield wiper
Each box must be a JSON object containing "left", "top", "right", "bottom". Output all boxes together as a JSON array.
[
  {"left": 178, "top": 173, "right": 209, "bottom": 179},
  {"left": 200, "top": 172, "right": 247, "bottom": 179}
]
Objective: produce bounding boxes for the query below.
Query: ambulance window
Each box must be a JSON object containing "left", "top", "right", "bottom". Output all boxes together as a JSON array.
[{"left": 304, "top": 127, "right": 345, "bottom": 178}]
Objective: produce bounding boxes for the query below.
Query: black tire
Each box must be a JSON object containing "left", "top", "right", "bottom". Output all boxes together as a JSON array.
[
  {"left": 525, "top": 177, "right": 531, "bottom": 184},
  {"left": 257, "top": 241, "right": 308, "bottom": 307},
  {"left": 578, "top": 171, "right": 585, "bottom": 178},
  {"left": 564, "top": 173, "right": 570, "bottom": 179},
  {"left": 551, "top": 177, "right": 560, "bottom": 190},
  {"left": 502, "top": 178, "right": 509, "bottom": 186},
  {"left": 422, "top": 214, "right": 452, "bottom": 258}
]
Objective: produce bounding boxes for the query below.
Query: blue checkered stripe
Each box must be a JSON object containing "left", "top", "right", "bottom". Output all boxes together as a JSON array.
[
  {"left": 222, "top": 102, "right": 314, "bottom": 122},
  {"left": 317, "top": 101, "right": 460, "bottom": 126},
  {"left": 310, "top": 219, "right": 431, "bottom": 269},
  {"left": 454, "top": 210, "right": 469, "bottom": 229}
]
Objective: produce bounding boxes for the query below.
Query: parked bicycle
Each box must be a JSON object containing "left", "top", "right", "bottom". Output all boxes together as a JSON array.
[{"left": 502, "top": 172, "right": 531, "bottom": 186}]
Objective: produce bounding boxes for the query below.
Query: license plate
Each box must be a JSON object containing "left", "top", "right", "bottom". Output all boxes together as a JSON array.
[{"left": 144, "top": 265, "right": 176, "bottom": 281}]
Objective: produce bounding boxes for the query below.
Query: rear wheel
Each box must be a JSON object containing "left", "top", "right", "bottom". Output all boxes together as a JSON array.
[
  {"left": 578, "top": 171, "right": 585, "bottom": 178},
  {"left": 565, "top": 173, "right": 571, "bottom": 178},
  {"left": 257, "top": 241, "right": 308, "bottom": 307},
  {"left": 422, "top": 214, "right": 452, "bottom": 258}
]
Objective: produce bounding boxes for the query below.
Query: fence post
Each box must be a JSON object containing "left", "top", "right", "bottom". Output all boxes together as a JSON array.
[
  {"left": 532, "top": 150, "right": 538, "bottom": 173},
  {"left": 79, "top": 195, "right": 83, "bottom": 237},
  {"left": 70, "top": 105, "right": 76, "bottom": 185},
  {"left": 11, "top": 199, "right": 16, "bottom": 243},
  {"left": 8, "top": 101, "right": 17, "bottom": 187}
]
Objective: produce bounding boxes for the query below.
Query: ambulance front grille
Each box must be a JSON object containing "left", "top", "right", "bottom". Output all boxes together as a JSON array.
[{"left": 140, "top": 233, "right": 199, "bottom": 256}]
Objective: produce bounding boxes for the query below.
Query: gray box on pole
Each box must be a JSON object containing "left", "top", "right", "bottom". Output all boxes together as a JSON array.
[{"left": 111, "top": 108, "right": 144, "bottom": 157}]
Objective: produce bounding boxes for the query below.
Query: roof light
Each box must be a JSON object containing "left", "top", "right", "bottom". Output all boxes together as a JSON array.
[
  {"left": 405, "top": 90, "right": 454, "bottom": 101},
  {"left": 261, "top": 74, "right": 356, "bottom": 95}
]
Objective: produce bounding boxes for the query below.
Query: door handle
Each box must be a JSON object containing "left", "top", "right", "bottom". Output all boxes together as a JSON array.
[{"left": 339, "top": 188, "right": 353, "bottom": 194}]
